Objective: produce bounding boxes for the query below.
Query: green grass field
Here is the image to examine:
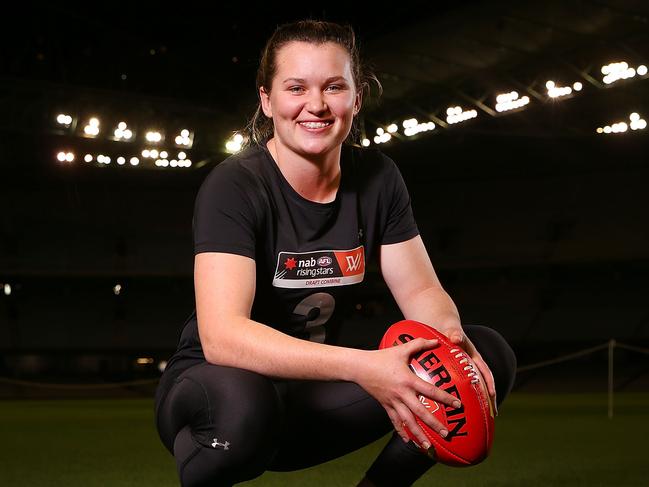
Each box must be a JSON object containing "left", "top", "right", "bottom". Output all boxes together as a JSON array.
[{"left": 1, "top": 393, "right": 647, "bottom": 486}]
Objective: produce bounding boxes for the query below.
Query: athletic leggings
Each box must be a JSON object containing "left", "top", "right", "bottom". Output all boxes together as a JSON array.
[{"left": 154, "top": 325, "right": 517, "bottom": 487}]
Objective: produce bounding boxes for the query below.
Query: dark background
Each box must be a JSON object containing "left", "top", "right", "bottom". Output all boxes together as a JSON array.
[{"left": 1, "top": 1, "right": 648, "bottom": 393}]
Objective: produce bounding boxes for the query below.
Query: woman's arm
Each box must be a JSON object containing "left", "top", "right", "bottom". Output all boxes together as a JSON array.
[
  {"left": 195, "top": 251, "right": 459, "bottom": 448},
  {"left": 380, "top": 235, "right": 499, "bottom": 424}
]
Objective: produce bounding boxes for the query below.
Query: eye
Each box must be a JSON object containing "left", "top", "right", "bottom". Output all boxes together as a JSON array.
[
  {"left": 326, "top": 84, "right": 343, "bottom": 92},
  {"left": 288, "top": 86, "right": 305, "bottom": 93}
]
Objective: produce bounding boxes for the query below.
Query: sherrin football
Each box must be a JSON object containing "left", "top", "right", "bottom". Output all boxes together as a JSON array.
[{"left": 379, "top": 320, "right": 495, "bottom": 466}]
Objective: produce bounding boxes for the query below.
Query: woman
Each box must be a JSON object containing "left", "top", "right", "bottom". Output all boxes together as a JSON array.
[{"left": 155, "top": 20, "right": 516, "bottom": 487}]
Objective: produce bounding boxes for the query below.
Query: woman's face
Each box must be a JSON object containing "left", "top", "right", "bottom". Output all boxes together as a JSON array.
[{"left": 260, "top": 41, "right": 361, "bottom": 159}]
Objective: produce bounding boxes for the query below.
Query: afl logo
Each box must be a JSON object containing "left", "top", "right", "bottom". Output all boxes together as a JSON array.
[{"left": 317, "top": 256, "right": 332, "bottom": 267}]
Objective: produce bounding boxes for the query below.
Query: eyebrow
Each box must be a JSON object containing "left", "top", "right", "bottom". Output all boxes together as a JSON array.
[{"left": 282, "top": 76, "right": 347, "bottom": 84}]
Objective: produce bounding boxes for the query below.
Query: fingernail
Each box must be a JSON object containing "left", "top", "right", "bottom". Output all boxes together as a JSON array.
[
  {"left": 453, "top": 400, "right": 461, "bottom": 408},
  {"left": 422, "top": 441, "right": 431, "bottom": 450},
  {"left": 402, "top": 436, "right": 409, "bottom": 443},
  {"left": 440, "top": 429, "right": 448, "bottom": 438}
]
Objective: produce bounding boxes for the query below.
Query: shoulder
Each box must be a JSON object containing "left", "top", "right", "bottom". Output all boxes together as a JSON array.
[
  {"left": 200, "top": 144, "right": 269, "bottom": 189},
  {"left": 345, "top": 145, "right": 404, "bottom": 191}
]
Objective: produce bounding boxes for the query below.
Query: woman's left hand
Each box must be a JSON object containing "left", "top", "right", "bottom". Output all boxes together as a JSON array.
[{"left": 438, "top": 325, "right": 498, "bottom": 416}]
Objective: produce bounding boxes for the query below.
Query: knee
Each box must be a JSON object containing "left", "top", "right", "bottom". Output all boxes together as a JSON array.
[
  {"left": 464, "top": 325, "right": 517, "bottom": 401},
  {"left": 162, "top": 364, "right": 284, "bottom": 486}
]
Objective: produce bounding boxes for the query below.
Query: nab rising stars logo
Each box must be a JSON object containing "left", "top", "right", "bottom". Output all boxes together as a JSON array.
[{"left": 273, "top": 246, "right": 365, "bottom": 289}]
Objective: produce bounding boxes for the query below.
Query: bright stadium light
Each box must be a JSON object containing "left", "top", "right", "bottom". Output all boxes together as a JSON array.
[
  {"left": 65, "top": 152, "right": 74, "bottom": 162},
  {"left": 57, "top": 151, "right": 66, "bottom": 162},
  {"left": 3, "top": 283, "right": 11, "bottom": 296},
  {"left": 495, "top": 91, "right": 530, "bottom": 112},
  {"left": 150, "top": 149, "right": 159, "bottom": 159},
  {"left": 130, "top": 157, "right": 140, "bottom": 166},
  {"left": 117, "top": 157, "right": 126, "bottom": 165},
  {"left": 376, "top": 127, "right": 384, "bottom": 135},
  {"left": 361, "top": 138, "right": 370, "bottom": 147},
  {"left": 145, "top": 131, "right": 163, "bottom": 143},
  {"left": 114, "top": 122, "right": 133, "bottom": 141},
  {"left": 638, "top": 65, "right": 648, "bottom": 76},
  {"left": 546, "top": 80, "right": 573, "bottom": 98},
  {"left": 56, "top": 113, "right": 73, "bottom": 126},
  {"left": 84, "top": 154, "right": 93, "bottom": 163},
  {"left": 225, "top": 132, "right": 244, "bottom": 153},
  {"left": 597, "top": 113, "right": 646, "bottom": 135},
  {"left": 142, "top": 149, "right": 150, "bottom": 158},
  {"left": 446, "top": 106, "right": 477, "bottom": 124},
  {"left": 174, "top": 129, "right": 193, "bottom": 148},
  {"left": 601, "top": 61, "right": 639, "bottom": 85},
  {"left": 160, "top": 151, "right": 168, "bottom": 158},
  {"left": 387, "top": 123, "right": 398, "bottom": 133},
  {"left": 83, "top": 117, "right": 100, "bottom": 136},
  {"left": 403, "top": 118, "right": 435, "bottom": 136},
  {"left": 178, "top": 151, "right": 186, "bottom": 160}
]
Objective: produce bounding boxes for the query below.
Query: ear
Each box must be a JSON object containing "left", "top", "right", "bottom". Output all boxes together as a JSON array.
[
  {"left": 353, "top": 91, "right": 362, "bottom": 116},
  {"left": 260, "top": 87, "right": 272, "bottom": 118}
]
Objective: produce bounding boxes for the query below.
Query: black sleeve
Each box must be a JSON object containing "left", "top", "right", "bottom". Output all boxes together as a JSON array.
[
  {"left": 192, "top": 162, "right": 259, "bottom": 259},
  {"left": 381, "top": 156, "right": 419, "bottom": 245}
]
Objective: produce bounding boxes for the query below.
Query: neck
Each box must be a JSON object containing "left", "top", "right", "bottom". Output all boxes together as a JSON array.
[{"left": 267, "top": 138, "right": 342, "bottom": 203}]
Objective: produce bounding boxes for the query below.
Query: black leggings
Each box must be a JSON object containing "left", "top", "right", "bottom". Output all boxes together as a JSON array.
[{"left": 154, "top": 325, "right": 517, "bottom": 487}]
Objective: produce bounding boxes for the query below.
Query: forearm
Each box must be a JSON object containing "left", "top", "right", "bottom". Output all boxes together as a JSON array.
[
  {"left": 200, "top": 316, "right": 366, "bottom": 382},
  {"left": 398, "top": 285, "right": 462, "bottom": 331}
]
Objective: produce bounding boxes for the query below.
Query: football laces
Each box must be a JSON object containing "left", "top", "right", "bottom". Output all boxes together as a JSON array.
[{"left": 450, "top": 348, "right": 479, "bottom": 384}]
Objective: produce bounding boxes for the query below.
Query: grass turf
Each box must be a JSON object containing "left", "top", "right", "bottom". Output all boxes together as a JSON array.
[{"left": 0, "top": 393, "right": 647, "bottom": 486}]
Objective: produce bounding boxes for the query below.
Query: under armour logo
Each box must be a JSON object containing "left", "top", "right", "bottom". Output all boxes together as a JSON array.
[{"left": 211, "top": 438, "right": 230, "bottom": 450}]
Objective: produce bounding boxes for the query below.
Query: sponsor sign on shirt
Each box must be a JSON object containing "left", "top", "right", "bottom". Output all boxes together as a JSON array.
[{"left": 273, "top": 246, "right": 365, "bottom": 289}]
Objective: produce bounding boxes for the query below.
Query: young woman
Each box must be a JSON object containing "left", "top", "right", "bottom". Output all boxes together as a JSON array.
[{"left": 155, "top": 20, "right": 516, "bottom": 487}]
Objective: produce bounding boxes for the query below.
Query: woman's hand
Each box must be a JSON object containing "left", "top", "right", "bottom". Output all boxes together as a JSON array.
[
  {"left": 354, "top": 337, "right": 463, "bottom": 450},
  {"left": 438, "top": 325, "right": 498, "bottom": 416}
]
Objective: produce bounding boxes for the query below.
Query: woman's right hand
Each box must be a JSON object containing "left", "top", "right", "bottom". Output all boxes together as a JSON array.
[{"left": 354, "top": 337, "right": 461, "bottom": 450}]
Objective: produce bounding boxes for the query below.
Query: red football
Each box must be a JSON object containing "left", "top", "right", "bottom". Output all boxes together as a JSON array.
[{"left": 379, "top": 320, "right": 495, "bottom": 466}]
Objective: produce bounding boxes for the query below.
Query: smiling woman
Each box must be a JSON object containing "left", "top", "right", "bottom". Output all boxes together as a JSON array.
[{"left": 153, "top": 19, "right": 517, "bottom": 487}]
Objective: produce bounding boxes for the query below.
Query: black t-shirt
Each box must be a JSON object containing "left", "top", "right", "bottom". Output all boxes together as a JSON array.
[{"left": 167, "top": 142, "right": 419, "bottom": 369}]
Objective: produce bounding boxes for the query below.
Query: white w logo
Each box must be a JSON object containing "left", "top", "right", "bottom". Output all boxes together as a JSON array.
[{"left": 346, "top": 253, "right": 362, "bottom": 272}]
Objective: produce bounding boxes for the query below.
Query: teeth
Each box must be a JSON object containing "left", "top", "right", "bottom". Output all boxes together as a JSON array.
[{"left": 300, "top": 121, "right": 331, "bottom": 129}]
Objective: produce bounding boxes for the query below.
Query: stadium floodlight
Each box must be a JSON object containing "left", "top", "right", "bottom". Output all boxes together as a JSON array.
[
  {"left": 361, "top": 138, "right": 370, "bottom": 147},
  {"left": 150, "top": 149, "right": 159, "bottom": 159},
  {"left": 597, "top": 113, "right": 646, "bottom": 134},
  {"left": 113, "top": 121, "right": 133, "bottom": 141},
  {"left": 387, "top": 123, "right": 398, "bottom": 133},
  {"left": 97, "top": 155, "right": 111, "bottom": 164},
  {"left": 225, "top": 132, "right": 244, "bottom": 153},
  {"left": 142, "top": 149, "right": 150, "bottom": 158},
  {"left": 113, "top": 284, "right": 122, "bottom": 295},
  {"left": 160, "top": 151, "right": 168, "bottom": 159},
  {"left": 573, "top": 82, "right": 583, "bottom": 91},
  {"left": 3, "top": 283, "right": 11, "bottom": 296},
  {"left": 56, "top": 151, "right": 75, "bottom": 162},
  {"left": 174, "top": 129, "right": 193, "bottom": 148},
  {"left": 376, "top": 127, "right": 384, "bottom": 135},
  {"left": 601, "top": 61, "right": 640, "bottom": 85},
  {"left": 495, "top": 91, "right": 530, "bottom": 112},
  {"left": 638, "top": 65, "right": 648, "bottom": 76},
  {"left": 178, "top": 151, "right": 187, "bottom": 160},
  {"left": 170, "top": 160, "right": 178, "bottom": 168},
  {"left": 83, "top": 117, "right": 100, "bottom": 136},
  {"left": 403, "top": 120, "right": 435, "bottom": 137},
  {"left": 145, "top": 131, "right": 163, "bottom": 143},
  {"left": 546, "top": 80, "right": 573, "bottom": 98},
  {"left": 56, "top": 113, "right": 73, "bottom": 126},
  {"left": 629, "top": 112, "right": 647, "bottom": 130},
  {"left": 446, "top": 106, "right": 477, "bottom": 124},
  {"left": 117, "top": 157, "right": 126, "bottom": 165},
  {"left": 373, "top": 132, "right": 392, "bottom": 144},
  {"left": 129, "top": 157, "right": 139, "bottom": 166},
  {"left": 84, "top": 154, "right": 93, "bottom": 162}
]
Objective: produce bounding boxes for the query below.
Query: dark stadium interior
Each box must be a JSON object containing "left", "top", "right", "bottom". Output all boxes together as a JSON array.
[{"left": 1, "top": 0, "right": 648, "bottom": 396}]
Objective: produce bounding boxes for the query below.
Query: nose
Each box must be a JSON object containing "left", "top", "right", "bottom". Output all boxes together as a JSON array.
[{"left": 306, "top": 91, "right": 328, "bottom": 115}]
